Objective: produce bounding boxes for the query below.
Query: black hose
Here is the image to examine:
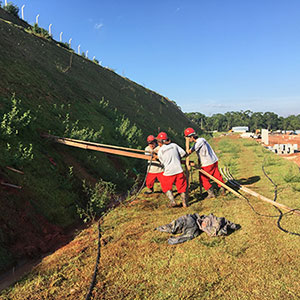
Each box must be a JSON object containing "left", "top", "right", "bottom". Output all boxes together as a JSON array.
[
  {"left": 84, "top": 221, "right": 101, "bottom": 300},
  {"left": 127, "top": 154, "right": 154, "bottom": 204},
  {"left": 84, "top": 154, "right": 155, "bottom": 299},
  {"left": 262, "top": 157, "right": 300, "bottom": 236}
]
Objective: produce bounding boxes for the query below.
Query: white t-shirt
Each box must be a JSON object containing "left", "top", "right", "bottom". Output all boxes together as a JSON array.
[
  {"left": 145, "top": 145, "right": 163, "bottom": 173},
  {"left": 158, "top": 143, "right": 186, "bottom": 176},
  {"left": 191, "top": 138, "right": 218, "bottom": 167}
]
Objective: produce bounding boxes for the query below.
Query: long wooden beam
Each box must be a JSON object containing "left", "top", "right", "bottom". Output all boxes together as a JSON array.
[
  {"left": 42, "top": 134, "right": 147, "bottom": 153},
  {"left": 195, "top": 165, "right": 300, "bottom": 216},
  {"left": 47, "top": 134, "right": 192, "bottom": 164},
  {"left": 55, "top": 138, "right": 151, "bottom": 160},
  {"left": 222, "top": 168, "right": 300, "bottom": 216}
]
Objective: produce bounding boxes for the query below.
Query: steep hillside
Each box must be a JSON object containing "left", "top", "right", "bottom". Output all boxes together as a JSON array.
[{"left": 0, "top": 9, "right": 198, "bottom": 274}]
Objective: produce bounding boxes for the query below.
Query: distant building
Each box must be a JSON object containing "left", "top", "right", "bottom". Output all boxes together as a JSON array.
[{"left": 231, "top": 126, "right": 249, "bottom": 133}]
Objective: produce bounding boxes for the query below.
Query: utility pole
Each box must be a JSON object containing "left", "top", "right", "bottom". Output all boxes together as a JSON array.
[
  {"left": 78, "top": 45, "right": 81, "bottom": 54},
  {"left": 69, "top": 38, "right": 72, "bottom": 47},
  {"left": 60, "top": 32, "right": 63, "bottom": 42},
  {"left": 86, "top": 50, "right": 88, "bottom": 58},
  {"left": 21, "top": 5, "right": 25, "bottom": 20},
  {"left": 49, "top": 24, "right": 52, "bottom": 36},
  {"left": 36, "top": 14, "right": 40, "bottom": 25}
]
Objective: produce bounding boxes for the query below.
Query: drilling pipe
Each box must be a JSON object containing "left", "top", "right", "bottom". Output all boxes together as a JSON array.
[
  {"left": 192, "top": 164, "right": 300, "bottom": 216},
  {"left": 42, "top": 134, "right": 148, "bottom": 153},
  {"left": 43, "top": 134, "right": 192, "bottom": 164}
]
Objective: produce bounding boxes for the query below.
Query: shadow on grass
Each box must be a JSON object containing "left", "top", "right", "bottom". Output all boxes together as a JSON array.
[{"left": 237, "top": 176, "right": 261, "bottom": 185}]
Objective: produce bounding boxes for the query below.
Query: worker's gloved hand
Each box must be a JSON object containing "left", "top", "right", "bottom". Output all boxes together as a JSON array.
[{"left": 152, "top": 153, "right": 158, "bottom": 160}]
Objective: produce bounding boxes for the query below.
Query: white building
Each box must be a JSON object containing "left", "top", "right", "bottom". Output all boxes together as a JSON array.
[{"left": 231, "top": 126, "right": 249, "bottom": 133}]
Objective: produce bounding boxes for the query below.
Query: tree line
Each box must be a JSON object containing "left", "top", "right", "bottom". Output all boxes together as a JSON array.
[{"left": 185, "top": 110, "right": 300, "bottom": 132}]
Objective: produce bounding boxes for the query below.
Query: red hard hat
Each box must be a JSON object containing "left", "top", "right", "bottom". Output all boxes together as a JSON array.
[
  {"left": 184, "top": 127, "right": 196, "bottom": 137},
  {"left": 156, "top": 132, "right": 168, "bottom": 140},
  {"left": 147, "top": 135, "right": 155, "bottom": 143}
]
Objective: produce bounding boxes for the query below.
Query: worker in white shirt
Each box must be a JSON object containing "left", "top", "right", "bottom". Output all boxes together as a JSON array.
[
  {"left": 144, "top": 135, "right": 164, "bottom": 194},
  {"left": 156, "top": 132, "right": 188, "bottom": 207},
  {"left": 184, "top": 127, "right": 225, "bottom": 198}
]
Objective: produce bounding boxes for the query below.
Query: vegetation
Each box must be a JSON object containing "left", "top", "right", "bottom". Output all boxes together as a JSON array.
[
  {"left": 27, "top": 23, "right": 51, "bottom": 39},
  {"left": 2, "top": 135, "right": 300, "bottom": 299},
  {"left": 77, "top": 179, "right": 116, "bottom": 223},
  {"left": 2, "top": 2, "right": 19, "bottom": 18},
  {"left": 0, "top": 11, "right": 196, "bottom": 274},
  {"left": 186, "top": 110, "right": 300, "bottom": 132}
]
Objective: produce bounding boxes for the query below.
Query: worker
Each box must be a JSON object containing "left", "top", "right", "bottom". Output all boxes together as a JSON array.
[
  {"left": 144, "top": 135, "right": 164, "bottom": 194},
  {"left": 156, "top": 132, "right": 188, "bottom": 207},
  {"left": 184, "top": 127, "right": 225, "bottom": 198}
]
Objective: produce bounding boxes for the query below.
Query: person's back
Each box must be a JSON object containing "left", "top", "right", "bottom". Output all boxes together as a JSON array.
[
  {"left": 184, "top": 127, "right": 225, "bottom": 199},
  {"left": 156, "top": 132, "right": 188, "bottom": 207},
  {"left": 158, "top": 142, "right": 185, "bottom": 176},
  {"left": 193, "top": 137, "right": 218, "bottom": 167}
]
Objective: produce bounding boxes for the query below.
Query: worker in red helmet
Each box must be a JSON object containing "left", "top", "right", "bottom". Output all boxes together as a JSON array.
[
  {"left": 156, "top": 132, "right": 188, "bottom": 207},
  {"left": 144, "top": 135, "right": 164, "bottom": 194},
  {"left": 184, "top": 127, "right": 225, "bottom": 198}
]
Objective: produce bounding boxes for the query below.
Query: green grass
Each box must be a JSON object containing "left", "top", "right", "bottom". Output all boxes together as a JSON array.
[{"left": 2, "top": 135, "right": 300, "bottom": 299}]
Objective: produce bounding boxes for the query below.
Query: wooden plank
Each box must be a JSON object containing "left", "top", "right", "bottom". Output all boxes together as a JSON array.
[
  {"left": 195, "top": 166, "right": 300, "bottom": 216},
  {"left": 6, "top": 166, "right": 24, "bottom": 175},
  {"left": 1, "top": 182, "right": 22, "bottom": 189},
  {"left": 43, "top": 134, "right": 146, "bottom": 153},
  {"left": 56, "top": 138, "right": 151, "bottom": 160}
]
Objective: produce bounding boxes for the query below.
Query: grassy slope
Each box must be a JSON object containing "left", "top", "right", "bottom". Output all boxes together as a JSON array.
[
  {"left": 2, "top": 135, "right": 300, "bottom": 299},
  {"left": 0, "top": 11, "right": 197, "bottom": 272}
]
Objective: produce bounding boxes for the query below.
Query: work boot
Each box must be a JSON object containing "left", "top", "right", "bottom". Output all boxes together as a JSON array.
[
  {"left": 144, "top": 187, "right": 154, "bottom": 194},
  {"left": 166, "top": 190, "right": 177, "bottom": 207},
  {"left": 219, "top": 187, "right": 227, "bottom": 196},
  {"left": 206, "top": 187, "right": 215, "bottom": 199},
  {"left": 180, "top": 192, "right": 188, "bottom": 208}
]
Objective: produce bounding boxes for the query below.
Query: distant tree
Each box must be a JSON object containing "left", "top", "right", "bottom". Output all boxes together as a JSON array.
[
  {"left": 224, "top": 112, "right": 235, "bottom": 131},
  {"left": 185, "top": 112, "right": 207, "bottom": 129},
  {"left": 3, "top": 2, "right": 19, "bottom": 18},
  {"left": 93, "top": 58, "right": 99, "bottom": 64},
  {"left": 250, "top": 112, "right": 264, "bottom": 131},
  {"left": 263, "top": 112, "right": 278, "bottom": 130},
  {"left": 208, "top": 113, "right": 227, "bottom": 131},
  {"left": 286, "top": 115, "right": 300, "bottom": 131},
  {"left": 81, "top": 52, "right": 86, "bottom": 58}
]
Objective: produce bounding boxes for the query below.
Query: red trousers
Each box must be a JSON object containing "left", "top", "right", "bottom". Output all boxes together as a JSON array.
[
  {"left": 146, "top": 172, "right": 164, "bottom": 189},
  {"left": 160, "top": 172, "right": 187, "bottom": 193},
  {"left": 199, "top": 161, "right": 224, "bottom": 191}
]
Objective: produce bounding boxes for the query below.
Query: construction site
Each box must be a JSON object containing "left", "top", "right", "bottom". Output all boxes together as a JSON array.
[{"left": 256, "top": 131, "right": 300, "bottom": 167}]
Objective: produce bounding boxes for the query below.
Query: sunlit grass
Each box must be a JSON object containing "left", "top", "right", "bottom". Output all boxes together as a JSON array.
[{"left": 1, "top": 135, "right": 300, "bottom": 299}]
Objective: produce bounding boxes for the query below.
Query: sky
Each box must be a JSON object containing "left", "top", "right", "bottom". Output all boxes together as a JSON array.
[{"left": 9, "top": 0, "right": 300, "bottom": 116}]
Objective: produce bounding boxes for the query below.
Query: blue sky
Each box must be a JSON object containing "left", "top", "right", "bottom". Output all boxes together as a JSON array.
[{"left": 10, "top": 0, "right": 300, "bottom": 116}]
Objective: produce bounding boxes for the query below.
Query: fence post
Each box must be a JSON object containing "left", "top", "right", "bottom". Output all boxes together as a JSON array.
[
  {"left": 36, "top": 14, "right": 39, "bottom": 25},
  {"left": 21, "top": 5, "right": 25, "bottom": 20}
]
